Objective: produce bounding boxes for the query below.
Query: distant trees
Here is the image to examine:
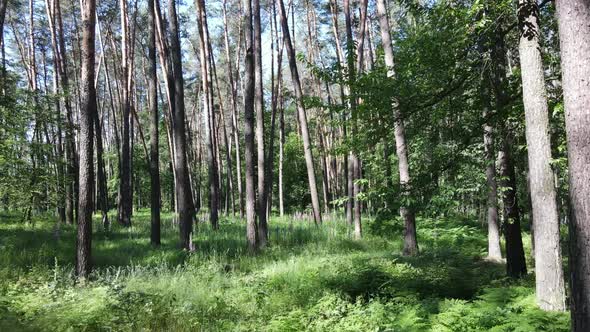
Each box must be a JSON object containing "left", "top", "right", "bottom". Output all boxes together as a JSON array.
[{"left": 0, "top": 3, "right": 589, "bottom": 318}]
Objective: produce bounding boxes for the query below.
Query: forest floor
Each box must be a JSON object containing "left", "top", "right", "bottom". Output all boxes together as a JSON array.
[{"left": 0, "top": 210, "right": 570, "bottom": 331}]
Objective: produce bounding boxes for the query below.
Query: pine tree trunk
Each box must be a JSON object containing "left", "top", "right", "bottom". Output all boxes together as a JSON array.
[
  {"left": 554, "top": 0, "right": 590, "bottom": 329},
  {"left": 118, "top": 0, "right": 132, "bottom": 227},
  {"left": 243, "top": 0, "right": 258, "bottom": 251},
  {"left": 168, "top": 0, "right": 195, "bottom": 250},
  {"left": 252, "top": 0, "right": 268, "bottom": 245},
  {"left": 76, "top": 0, "right": 96, "bottom": 279},
  {"left": 222, "top": 0, "right": 243, "bottom": 218},
  {"left": 196, "top": 0, "right": 219, "bottom": 230},
  {"left": 517, "top": 0, "right": 565, "bottom": 311},
  {"left": 278, "top": 0, "right": 322, "bottom": 225},
  {"left": 148, "top": 0, "right": 161, "bottom": 246}
]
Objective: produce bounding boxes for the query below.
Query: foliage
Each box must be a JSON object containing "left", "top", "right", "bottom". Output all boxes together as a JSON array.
[{"left": 0, "top": 211, "right": 569, "bottom": 331}]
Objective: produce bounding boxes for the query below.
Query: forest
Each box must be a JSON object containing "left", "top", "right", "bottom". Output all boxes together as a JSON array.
[{"left": 0, "top": 0, "right": 589, "bottom": 330}]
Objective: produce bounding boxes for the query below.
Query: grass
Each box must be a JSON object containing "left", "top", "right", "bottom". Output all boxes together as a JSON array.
[{"left": 0, "top": 210, "right": 570, "bottom": 331}]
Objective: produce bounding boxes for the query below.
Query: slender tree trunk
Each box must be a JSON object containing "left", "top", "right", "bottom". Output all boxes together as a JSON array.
[
  {"left": 93, "top": 94, "right": 109, "bottom": 229},
  {"left": 343, "top": 0, "right": 354, "bottom": 227},
  {"left": 168, "top": 0, "right": 195, "bottom": 250},
  {"left": 517, "top": 0, "right": 565, "bottom": 311},
  {"left": 264, "top": 0, "right": 280, "bottom": 223},
  {"left": 278, "top": 0, "right": 322, "bottom": 225},
  {"left": 222, "top": 0, "right": 243, "bottom": 218},
  {"left": 243, "top": 0, "right": 258, "bottom": 251},
  {"left": 148, "top": 0, "right": 161, "bottom": 245},
  {"left": 376, "top": 0, "right": 417, "bottom": 254},
  {"left": 498, "top": 139, "right": 527, "bottom": 278},
  {"left": 76, "top": 0, "right": 96, "bottom": 279},
  {"left": 279, "top": 87, "right": 285, "bottom": 217},
  {"left": 554, "top": 0, "right": 590, "bottom": 329},
  {"left": 483, "top": 95, "right": 502, "bottom": 260},
  {"left": 252, "top": 0, "right": 268, "bottom": 245},
  {"left": 196, "top": 0, "right": 219, "bottom": 230},
  {"left": 118, "top": 0, "right": 132, "bottom": 227}
]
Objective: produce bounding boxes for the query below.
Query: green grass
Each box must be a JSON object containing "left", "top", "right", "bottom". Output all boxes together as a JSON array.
[{"left": 0, "top": 210, "right": 570, "bottom": 331}]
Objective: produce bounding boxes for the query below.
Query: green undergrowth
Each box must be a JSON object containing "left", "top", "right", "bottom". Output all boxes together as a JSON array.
[{"left": 0, "top": 211, "right": 570, "bottom": 331}]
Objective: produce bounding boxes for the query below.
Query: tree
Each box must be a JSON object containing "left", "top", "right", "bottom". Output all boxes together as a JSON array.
[
  {"left": 168, "top": 0, "right": 195, "bottom": 250},
  {"left": 376, "top": 0, "right": 417, "bottom": 255},
  {"left": 554, "top": 0, "right": 590, "bottom": 329},
  {"left": 196, "top": 0, "right": 220, "bottom": 230},
  {"left": 148, "top": 0, "right": 161, "bottom": 246},
  {"left": 76, "top": 0, "right": 96, "bottom": 279},
  {"left": 498, "top": 137, "right": 527, "bottom": 278},
  {"left": 483, "top": 95, "right": 502, "bottom": 261},
  {"left": 118, "top": 0, "right": 133, "bottom": 227},
  {"left": 243, "top": 0, "right": 258, "bottom": 251},
  {"left": 278, "top": 0, "right": 322, "bottom": 225},
  {"left": 253, "top": 0, "right": 268, "bottom": 245},
  {"left": 517, "top": 0, "right": 565, "bottom": 311}
]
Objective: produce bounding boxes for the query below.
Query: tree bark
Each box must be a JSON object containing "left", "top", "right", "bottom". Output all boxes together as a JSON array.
[
  {"left": 168, "top": 0, "right": 195, "bottom": 250},
  {"left": 243, "top": 0, "right": 258, "bottom": 251},
  {"left": 196, "top": 0, "right": 220, "bottom": 230},
  {"left": 76, "top": 0, "right": 96, "bottom": 279},
  {"left": 222, "top": 0, "right": 244, "bottom": 218},
  {"left": 517, "top": 0, "right": 565, "bottom": 311},
  {"left": 376, "top": 0, "right": 417, "bottom": 255},
  {"left": 498, "top": 139, "right": 527, "bottom": 278},
  {"left": 118, "top": 0, "right": 132, "bottom": 227},
  {"left": 278, "top": 0, "right": 322, "bottom": 225},
  {"left": 252, "top": 0, "right": 268, "bottom": 245},
  {"left": 148, "top": 0, "right": 161, "bottom": 245},
  {"left": 483, "top": 99, "right": 502, "bottom": 261},
  {"left": 554, "top": 0, "right": 590, "bottom": 329}
]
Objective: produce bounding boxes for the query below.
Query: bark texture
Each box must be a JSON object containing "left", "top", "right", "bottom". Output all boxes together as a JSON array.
[
  {"left": 76, "top": 0, "right": 96, "bottom": 279},
  {"left": 498, "top": 141, "right": 527, "bottom": 278},
  {"left": 148, "top": 0, "right": 161, "bottom": 246},
  {"left": 168, "top": 0, "right": 195, "bottom": 250},
  {"left": 555, "top": 0, "right": 590, "bottom": 329},
  {"left": 517, "top": 0, "right": 565, "bottom": 311},
  {"left": 243, "top": 0, "right": 258, "bottom": 251}
]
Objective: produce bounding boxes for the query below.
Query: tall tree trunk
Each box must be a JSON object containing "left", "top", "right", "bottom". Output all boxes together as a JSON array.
[
  {"left": 168, "top": 0, "right": 195, "bottom": 250},
  {"left": 483, "top": 90, "right": 502, "bottom": 260},
  {"left": 148, "top": 0, "right": 161, "bottom": 246},
  {"left": 554, "top": 0, "right": 590, "bottom": 329},
  {"left": 196, "top": 0, "right": 219, "bottom": 230},
  {"left": 118, "top": 0, "right": 132, "bottom": 226},
  {"left": 93, "top": 94, "right": 109, "bottom": 229},
  {"left": 76, "top": 0, "right": 96, "bottom": 279},
  {"left": 343, "top": 0, "right": 354, "bottom": 227},
  {"left": 517, "top": 0, "right": 565, "bottom": 311},
  {"left": 278, "top": 0, "right": 322, "bottom": 225},
  {"left": 252, "top": 0, "right": 268, "bottom": 245},
  {"left": 498, "top": 139, "right": 527, "bottom": 278},
  {"left": 243, "top": 0, "right": 258, "bottom": 251},
  {"left": 279, "top": 86, "right": 285, "bottom": 217},
  {"left": 222, "top": 0, "right": 243, "bottom": 218},
  {"left": 376, "top": 0, "right": 417, "bottom": 255},
  {"left": 265, "top": 0, "right": 282, "bottom": 223}
]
